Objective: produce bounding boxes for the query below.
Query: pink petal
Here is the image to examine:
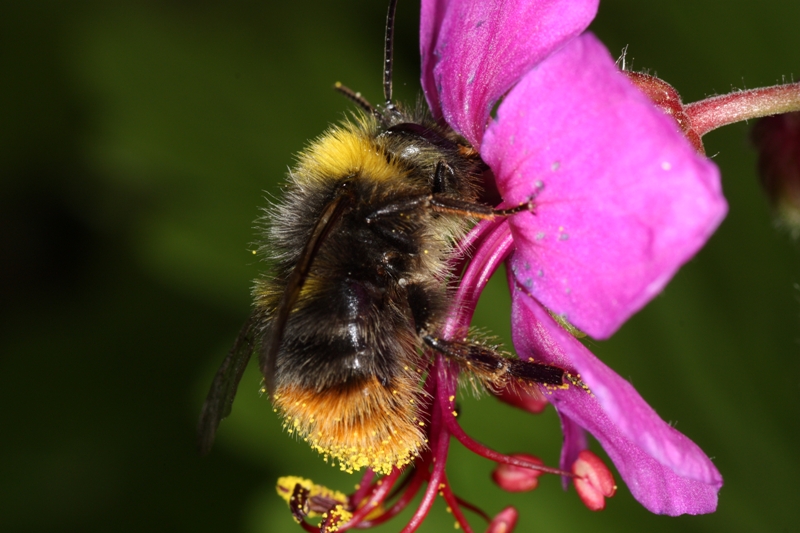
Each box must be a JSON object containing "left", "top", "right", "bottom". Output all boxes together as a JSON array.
[
  {"left": 483, "top": 33, "right": 727, "bottom": 339},
  {"left": 420, "top": 0, "right": 598, "bottom": 147},
  {"left": 509, "top": 283, "right": 722, "bottom": 515},
  {"left": 556, "top": 408, "right": 588, "bottom": 490}
]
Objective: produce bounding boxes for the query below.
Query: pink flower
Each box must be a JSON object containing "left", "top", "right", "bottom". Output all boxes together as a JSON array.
[
  {"left": 423, "top": 0, "right": 725, "bottom": 517},
  {"left": 280, "top": 1, "right": 727, "bottom": 530}
]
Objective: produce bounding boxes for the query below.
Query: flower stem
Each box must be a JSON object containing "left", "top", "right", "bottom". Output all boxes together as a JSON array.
[{"left": 686, "top": 82, "right": 800, "bottom": 136}]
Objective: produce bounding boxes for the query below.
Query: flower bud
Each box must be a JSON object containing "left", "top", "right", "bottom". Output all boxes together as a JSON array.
[
  {"left": 491, "top": 454, "right": 545, "bottom": 492},
  {"left": 751, "top": 111, "right": 800, "bottom": 237},
  {"left": 485, "top": 506, "right": 518, "bottom": 533},
  {"left": 571, "top": 450, "right": 617, "bottom": 511}
]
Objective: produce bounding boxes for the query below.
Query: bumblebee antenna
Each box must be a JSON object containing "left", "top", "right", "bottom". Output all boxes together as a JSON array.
[
  {"left": 383, "top": 0, "right": 398, "bottom": 110},
  {"left": 334, "top": 81, "right": 377, "bottom": 116}
]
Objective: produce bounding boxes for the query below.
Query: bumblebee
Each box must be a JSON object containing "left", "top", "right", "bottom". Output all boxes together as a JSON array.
[{"left": 198, "top": 0, "right": 572, "bottom": 475}]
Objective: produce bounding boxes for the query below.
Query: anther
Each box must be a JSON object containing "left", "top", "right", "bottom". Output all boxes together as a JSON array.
[
  {"left": 571, "top": 450, "right": 617, "bottom": 511},
  {"left": 486, "top": 507, "right": 519, "bottom": 533},
  {"left": 491, "top": 454, "right": 545, "bottom": 492}
]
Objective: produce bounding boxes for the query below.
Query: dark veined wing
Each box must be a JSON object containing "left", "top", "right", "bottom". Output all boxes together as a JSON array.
[
  {"left": 199, "top": 181, "right": 355, "bottom": 455},
  {"left": 259, "top": 181, "right": 355, "bottom": 397},
  {"left": 197, "top": 313, "right": 258, "bottom": 455}
]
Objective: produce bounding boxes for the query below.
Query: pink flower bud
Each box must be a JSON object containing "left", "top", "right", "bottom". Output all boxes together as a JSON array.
[
  {"left": 571, "top": 450, "right": 617, "bottom": 511},
  {"left": 491, "top": 454, "right": 545, "bottom": 492}
]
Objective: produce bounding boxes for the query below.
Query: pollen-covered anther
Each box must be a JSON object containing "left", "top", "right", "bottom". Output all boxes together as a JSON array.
[
  {"left": 275, "top": 476, "right": 349, "bottom": 520},
  {"left": 491, "top": 454, "right": 545, "bottom": 492},
  {"left": 485, "top": 506, "right": 519, "bottom": 533},
  {"left": 571, "top": 450, "right": 617, "bottom": 511},
  {"left": 320, "top": 504, "right": 353, "bottom": 533}
]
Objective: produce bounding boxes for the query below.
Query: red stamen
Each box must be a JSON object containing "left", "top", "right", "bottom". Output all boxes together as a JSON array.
[
  {"left": 439, "top": 475, "right": 476, "bottom": 533},
  {"left": 357, "top": 458, "right": 430, "bottom": 528},
  {"left": 399, "top": 436, "right": 448, "bottom": 533},
  {"left": 443, "top": 221, "right": 513, "bottom": 338},
  {"left": 299, "top": 521, "right": 319, "bottom": 533},
  {"left": 349, "top": 469, "right": 376, "bottom": 509},
  {"left": 339, "top": 468, "right": 402, "bottom": 530},
  {"left": 442, "top": 403, "right": 572, "bottom": 477},
  {"left": 400, "top": 374, "right": 450, "bottom": 533},
  {"left": 454, "top": 496, "right": 492, "bottom": 524}
]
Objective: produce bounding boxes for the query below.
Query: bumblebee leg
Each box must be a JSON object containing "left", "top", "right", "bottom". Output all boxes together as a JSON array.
[
  {"left": 366, "top": 190, "right": 535, "bottom": 224},
  {"left": 365, "top": 195, "right": 429, "bottom": 222},
  {"left": 422, "top": 335, "right": 569, "bottom": 389},
  {"left": 429, "top": 194, "right": 536, "bottom": 219}
]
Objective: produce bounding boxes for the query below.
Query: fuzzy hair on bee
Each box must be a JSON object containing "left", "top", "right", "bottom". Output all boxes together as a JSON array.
[
  {"left": 255, "top": 103, "right": 486, "bottom": 472},
  {"left": 198, "top": 0, "right": 574, "bottom": 475}
]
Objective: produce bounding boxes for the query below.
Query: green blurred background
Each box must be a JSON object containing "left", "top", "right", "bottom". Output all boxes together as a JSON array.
[{"left": 1, "top": 1, "right": 798, "bottom": 532}]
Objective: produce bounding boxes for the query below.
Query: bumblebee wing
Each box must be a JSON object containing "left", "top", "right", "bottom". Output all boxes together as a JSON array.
[
  {"left": 197, "top": 313, "right": 258, "bottom": 455},
  {"left": 259, "top": 183, "right": 354, "bottom": 397}
]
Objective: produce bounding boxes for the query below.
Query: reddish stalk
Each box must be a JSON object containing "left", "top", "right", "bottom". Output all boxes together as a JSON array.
[
  {"left": 399, "top": 361, "right": 451, "bottom": 533},
  {"left": 299, "top": 521, "right": 319, "bottom": 533},
  {"left": 340, "top": 468, "right": 403, "bottom": 531},
  {"left": 442, "top": 407, "right": 573, "bottom": 477},
  {"left": 356, "top": 463, "right": 429, "bottom": 528},
  {"left": 686, "top": 82, "right": 800, "bottom": 136},
  {"left": 350, "top": 470, "right": 377, "bottom": 510},
  {"left": 443, "top": 220, "right": 514, "bottom": 339},
  {"left": 454, "top": 496, "right": 492, "bottom": 523},
  {"left": 439, "top": 474, "right": 476, "bottom": 533},
  {"left": 398, "top": 436, "right": 448, "bottom": 532}
]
